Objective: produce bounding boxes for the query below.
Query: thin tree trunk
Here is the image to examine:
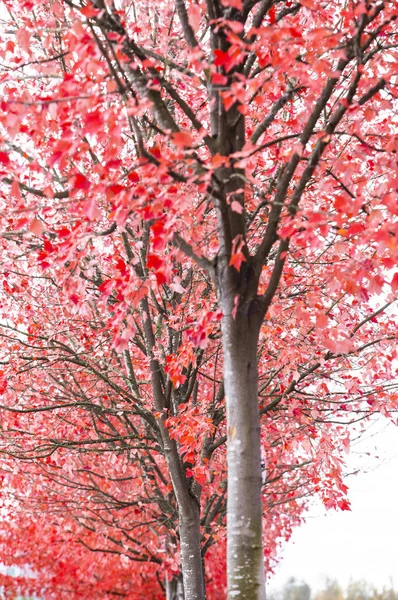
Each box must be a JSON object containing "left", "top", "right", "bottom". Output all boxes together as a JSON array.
[
  {"left": 166, "top": 573, "right": 184, "bottom": 600},
  {"left": 141, "top": 297, "right": 206, "bottom": 600},
  {"left": 179, "top": 499, "right": 205, "bottom": 600},
  {"left": 222, "top": 310, "right": 266, "bottom": 600},
  {"left": 161, "top": 456, "right": 204, "bottom": 600},
  {"left": 160, "top": 425, "right": 206, "bottom": 600}
]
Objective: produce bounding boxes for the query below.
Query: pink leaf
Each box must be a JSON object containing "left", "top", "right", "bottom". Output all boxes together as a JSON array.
[
  {"left": 230, "top": 200, "right": 243, "bottom": 214},
  {"left": 220, "top": 0, "right": 243, "bottom": 10},
  {"left": 172, "top": 131, "right": 194, "bottom": 148},
  {"left": 30, "top": 218, "right": 44, "bottom": 236}
]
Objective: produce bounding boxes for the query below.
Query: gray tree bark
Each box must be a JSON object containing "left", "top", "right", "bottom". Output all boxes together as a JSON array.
[
  {"left": 166, "top": 573, "right": 184, "bottom": 600},
  {"left": 179, "top": 498, "right": 205, "bottom": 600},
  {"left": 212, "top": 84, "right": 267, "bottom": 596},
  {"left": 221, "top": 307, "right": 266, "bottom": 600},
  {"left": 141, "top": 297, "right": 206, "bottom": 600}
]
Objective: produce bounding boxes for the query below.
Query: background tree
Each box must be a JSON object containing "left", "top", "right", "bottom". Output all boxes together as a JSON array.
[
  {"left": 269, "top": 577, "right": 312, "bottom": 600},
  {"left": 271, "top": 579, "right": 398, "bottom": 600},
  {"left": 315, "top": 579, "right": 345, "bottom": 600}
]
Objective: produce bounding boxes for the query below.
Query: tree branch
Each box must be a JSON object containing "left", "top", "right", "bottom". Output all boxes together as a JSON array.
[{"left": 172, "top": 233, "right": 214, "bottom": 277}]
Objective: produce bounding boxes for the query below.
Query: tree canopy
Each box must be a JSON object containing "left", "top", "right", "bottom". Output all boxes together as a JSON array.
[{"left": 0, "top": 0, "right": 397, "bottom": 598}]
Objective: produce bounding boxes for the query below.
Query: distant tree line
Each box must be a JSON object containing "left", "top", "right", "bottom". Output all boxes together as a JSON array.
[{"left": 270, "top": 577, "right": 398, "bottom": 600}]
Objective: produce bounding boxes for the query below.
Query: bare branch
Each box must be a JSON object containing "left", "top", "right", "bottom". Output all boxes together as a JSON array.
[
  {"left": 172, "top": 233, "right": 214, "bottom": 276},
  {"left": 174, "top": 0, "right": 199, "bottom": 48}
]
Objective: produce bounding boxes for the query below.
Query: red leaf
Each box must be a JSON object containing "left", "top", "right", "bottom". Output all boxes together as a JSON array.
[
  {"left": 30, "top": 219, "right": 44, "bottom": 236},
  {"left": 57, "top": 227, "right": 70, "bottom": 238},
  {"left": 337, "top": 499, "right": 351, "bottom": 511},
  {"left": 0, "top": 377, "right": 7, "bottom": 395},
  {"left": 116, "top": 258, "right": 127, "bottom": 274},
  {"left": 80, "top": 4, "right": 99, "bottom": 18},
  {"left": 0, "top": 152, "right": 10, "bottom": 165},
  {"left": 268, "top": 6, "right": 276, "bottom": 23},
  {"left": 128, "top": 171, "right": 140, "bottom": 183},
  {"left": 112, "top": 336, "right": 129, "bottom": 353},
  {"left": 72, "top": 173, "right": 90, "bottom": 191},
  {"left": 391, "top": 272, "right": 398, "bottom": 291},
  {"left": 220, "top": 0, "right": 243, "bottom": 10},
  {"left": 229, "top": 252, "right": 246, "bottom": 271},
  {"left": 172, "top": 131, "right": 194, "bottom": 148},
  {"left": 146, "top": 254, "right": 163, "bottom": 270},
  {"left": 214, "top": 50, "right": 231, "bottom": 68},
  {"left": 98, "top": 280, "right": 114, "bottom": 299},
  {"left": 212, "top": 73, "right": 228, "bottom": 85},
  {"left": 16, "top": 28, "right": 31, "bottom": 53},
  {"left": 171, "top": 373, "right": 187, "bottom": 388},
  {"left": 43, "top": 240, "right": 54, "bottom": 253},
  {"left": 84, "top": 111, "right": 103, "bottom": 134},
  {"left": 155, "top": 270, "right": 167, "bottom": 286},
  {"left": 229, "top": 235, "right": 247, "bottom": 272}
]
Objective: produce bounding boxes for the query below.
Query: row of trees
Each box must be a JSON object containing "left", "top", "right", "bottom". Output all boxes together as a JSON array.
[
  {"left": 270, "top": 578, "right": 398, "bottom": 600},
  {"left": 0, "top": 0, "right": 397, "bottom": 598}
]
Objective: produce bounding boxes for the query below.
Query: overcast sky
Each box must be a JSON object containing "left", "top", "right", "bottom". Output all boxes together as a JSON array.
[{"left": 267, "top": 418, "right": 398, "bottom": 593}]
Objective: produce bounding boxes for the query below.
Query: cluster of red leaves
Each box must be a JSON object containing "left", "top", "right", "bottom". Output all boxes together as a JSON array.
[{"left": 0, "top": 0, "right": 396, "bottom": 597}]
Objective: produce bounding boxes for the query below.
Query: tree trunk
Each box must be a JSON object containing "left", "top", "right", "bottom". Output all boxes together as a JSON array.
[
  {"left": 161, "top": 444, "right": 205, "bottom": 600},
  {"left": 163, "top": 502, "right": 204, "bottom": 600},
  {"left": 222, "top": 309, "right": 266, "bottom": 600},
  {"left": 166, "top": 573, "right": 184, "bottom": 600},
  {"left": 141, "top": 297, "right": 206, "bottom": 600},
  {"left": 179, "top": 497, "right": 206, "bottom": 600},
  {"left": 161, "top": 462, "right": 204, "bottom": 600}
]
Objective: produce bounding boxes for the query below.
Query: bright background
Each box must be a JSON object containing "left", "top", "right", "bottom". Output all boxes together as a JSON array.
[{"left": 267, "top": 418, "right": 398, "bottom": 593}]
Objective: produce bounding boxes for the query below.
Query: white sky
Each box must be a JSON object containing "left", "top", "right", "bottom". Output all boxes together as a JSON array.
[{"left": 267, "top": 418, "right": 398, "bottom": 594}]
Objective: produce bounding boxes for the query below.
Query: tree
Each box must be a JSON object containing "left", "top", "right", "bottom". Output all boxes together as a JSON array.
[
  {"left": 274, "top": 579, "right": 398, "bottom": 600},
  {"left": 0, "top": 0, "right": 397, "bottom": 599},
  {"left": 0, "top": 244, "right": 309, "bottom": 598},
  {"left": 346, "top": 580, "right": 377, "bottom": 600},
  {"left": 315, "top": 579, "right": 345, "bottom": 600},
  {"left": 269, "top": 577, "right": 312, "bottom": 600}
]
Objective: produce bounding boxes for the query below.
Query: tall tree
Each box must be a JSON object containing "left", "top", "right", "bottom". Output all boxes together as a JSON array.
[{"left": 0, "top": 1, "right": 397, "bottom": 599}]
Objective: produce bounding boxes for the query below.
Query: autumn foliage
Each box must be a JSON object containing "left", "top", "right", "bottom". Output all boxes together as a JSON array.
[{"left": 0, "top": 0, "right": 397, "bottom": 598}]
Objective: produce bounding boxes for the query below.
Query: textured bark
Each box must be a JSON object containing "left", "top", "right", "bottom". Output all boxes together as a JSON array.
[
  {"left": 166, "top": 573, "right": 184, "bottom": 600},
  {"left": 179, "top": 500, "right": 206, "bottom": 600},
  {"left": 161, "top": 430, "right": 205, "bottom": 600},
  {"left": 211, "top": 82, "right": 267, "bottom": 595},
  {"left": 222, "top": 309, "right": 266, "bottom": 600},
  {"left": 141, "top": 296, "right": 206, "bottom": 600}
]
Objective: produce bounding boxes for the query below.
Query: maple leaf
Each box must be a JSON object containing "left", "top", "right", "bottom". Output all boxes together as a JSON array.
[
  {"left": 171, "top": 373, "right": 187, "bottom": 388},
  {"left": 57, "top": 227, "right": 71, "bottom": 238},
  {"left": 172, "top": 131, "right": 195, "bottom": 147},
  {"left": 0, "top": 375, "right": 7, "bottom": 395},
  {"left": 146, "top": 254, "right": 163, "bottom": 270},
  {"left": 16, "top": 28, "right": 31, "bottom": 53},
  {"left": 0, "top": 152, "right": 10, "bottom": 165},
  {"left": 69, "top": 293, "right": 80, "bottom": 305},
  {"left": 229, "top": 234, "right": 247, "bottom": 272},
  {"left": 0, "top": 1, "right": 397, "bottom": 598},
  {"left": 212, "top": 73, "right": 228, "bottom": 85},
  {"left": 390, "top": 272, "right": 398, "bottom": 291},
  {"left": 72, "top": 173, "right": 90, "bottom": 192},
  {"left": 220, "top": 0, "right": 243, "bottom": 10},
  {"left": 337, "top": 499, "right": 351, "bottom": 511},
  {"left": 230, "top": 200, "right": 243, "bottom": 214},
  {"left": 30, "top": 218, "right": 44, "bottom": 236},
  {"left": 155, "top": 270, "right": 167, "bottom": 286},
  {"left": 213, "top": 50, "right": 232, "bottom": 68},
  {"left": 79, "top": 4, "right": 100, "bottom": 18}
]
